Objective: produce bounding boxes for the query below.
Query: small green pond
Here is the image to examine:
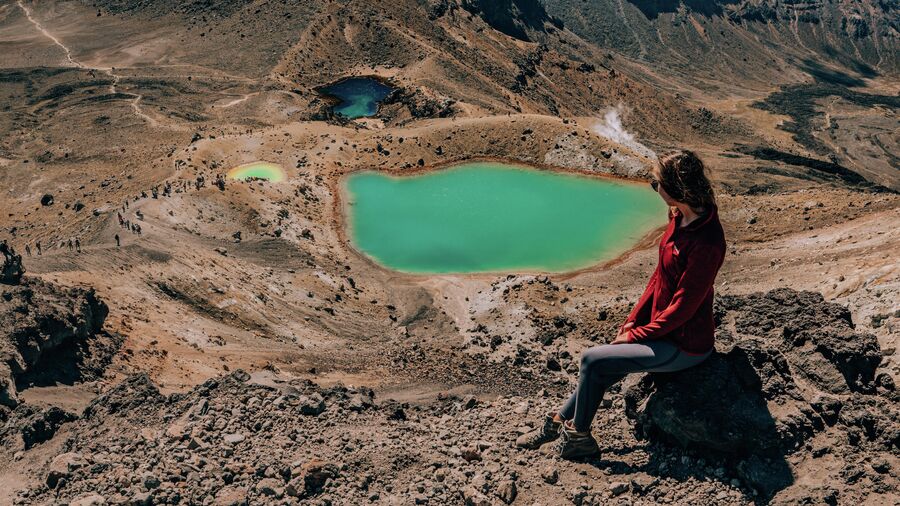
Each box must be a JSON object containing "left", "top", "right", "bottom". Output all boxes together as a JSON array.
[
  {"left": 321, "top": 77, "right": 393, "bottom": 119},
  {"left": 344, "top": 162, "right": 667, "bottom": 273},
  {"left": 226, "top": 162, "right": 285, "bottom": 182}
]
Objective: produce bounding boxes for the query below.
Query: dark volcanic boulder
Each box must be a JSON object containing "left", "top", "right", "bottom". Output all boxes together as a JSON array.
[
  {"left": 625, "top": 339, "right": 819, "bottom": 455},
  {"left": 625, "top": 288, "right": 886, "bottom": 456}
]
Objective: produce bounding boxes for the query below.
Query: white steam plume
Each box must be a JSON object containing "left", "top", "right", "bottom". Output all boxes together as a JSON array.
[{"left": 592, "top": 104, "right": 657, "bottom": 160}]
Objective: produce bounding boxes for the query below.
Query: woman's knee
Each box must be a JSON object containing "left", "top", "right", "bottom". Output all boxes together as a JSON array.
[
  {"left": 581, "top": 344, "right": 634, "bottom": 378},
  {"left": 579, "top": 346, "right": 608, "bottom": 371}
]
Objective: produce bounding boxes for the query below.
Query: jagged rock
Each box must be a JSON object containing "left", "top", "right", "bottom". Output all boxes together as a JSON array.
[
  {"left": 347, "top": 389, "right": 375, "bottom": 412},
  {"left": 0, "top": 279, "right": 114, "bottom": 407},
  {"left": 46, "top": 452, "right": 86, "bottom": 488},
  {"left": 287, "top": 459, "right": 339, "bottom": 497},
  {"left": 462, "top": 485, "right": 491, "bottom": 506},
  {"left": 736, "top": 455, "right": 793, "bottom": 499},
  {"left": 83, "top": 374, "right": 163, "bottom": 419},
  {"left": 541, "top": 466, "right": 558, "bottom": 484},
  {"left": 256, "top": 478, "right": 283, "bottom": 497},
  {"left": 717, "top": 288, "right": 882, "bottom": 393},
  {"left": 496, "top": 480, "right": 517, "bottom": 503},
  {"left": 298, "top": 393, "right": 326, "bottom": 415},
  {"left": 10, "top": 290, "right": 894, "bottom": 504},
  {"left": 609, "top": 481, "right": 629, "bottom": 495},
  {"left": 15, "top": 405, "right": 77, "bottom": 449}
]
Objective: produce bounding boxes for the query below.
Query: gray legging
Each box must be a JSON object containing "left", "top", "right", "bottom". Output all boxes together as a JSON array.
[{"left": 558, "top": 340, "right": 712, "bottom": 432}]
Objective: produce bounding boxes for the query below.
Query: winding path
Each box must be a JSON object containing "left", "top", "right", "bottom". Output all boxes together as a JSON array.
[
  {"left": 16, "top": 0, "right": 83, "bottom": 68},
  {"left": 16, "top": 0, "right": 160, "bottom": 127}
]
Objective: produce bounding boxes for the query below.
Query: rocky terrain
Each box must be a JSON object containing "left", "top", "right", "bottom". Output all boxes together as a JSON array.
[
  {"left": 1, "top": 289, "right": 896, "bottom": 505},
  {"left": 0, "top": 0, "right": 897, "bottom": 504}
]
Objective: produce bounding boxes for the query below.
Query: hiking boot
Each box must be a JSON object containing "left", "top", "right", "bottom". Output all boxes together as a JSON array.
[
  {"left": 516, "top": 413, "right": 562, "bottom": 449},
  {"left": 556, "top": 422, "right": 601, "bottom": 460}
]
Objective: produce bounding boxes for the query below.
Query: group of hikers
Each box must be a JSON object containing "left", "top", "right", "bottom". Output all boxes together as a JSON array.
[
  {"left": 117, "top": 211, "right": 142, "bottom": 236},
  {"left": 149, "top": 176, "right": 223, "bottom": 197},
  {"left": 143, "top": 173, "right": 224, "bottom": 199},
  {"left": 5, "top": 171, "right": 231, "bottom": 260},
  {"left": 148, "top": 174, "right": 226, "bottom": 195},
  {"left": 18, "top": 237, "right": 78, "bottom": 257}
]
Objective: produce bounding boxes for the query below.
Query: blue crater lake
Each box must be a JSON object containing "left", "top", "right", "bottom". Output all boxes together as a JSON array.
[{"left": 321, "top": 77, "right": 393, "bottom": 119}]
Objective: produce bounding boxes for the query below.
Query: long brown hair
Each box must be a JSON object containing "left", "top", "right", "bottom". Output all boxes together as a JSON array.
[{"left": 654, "top": 150, "right": 716, "bottom": 210}]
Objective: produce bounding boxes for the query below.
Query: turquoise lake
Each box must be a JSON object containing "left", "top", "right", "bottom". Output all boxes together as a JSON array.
[
  {"left": 344, "top": 162, "right": 668, "bottom": 273},
  {"left": 321, "top": 77, "right": 393, "bottom": 119}
]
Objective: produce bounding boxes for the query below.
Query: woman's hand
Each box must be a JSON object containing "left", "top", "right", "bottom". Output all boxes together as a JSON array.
[
  {"left": 610, "top": 322, "right": 634, "bottom": 345},
  {"left": 610, "top": 332, "right": 631, "bottom": 345}
]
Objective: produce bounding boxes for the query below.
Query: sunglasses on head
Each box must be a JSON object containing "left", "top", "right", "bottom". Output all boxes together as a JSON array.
[{"left": 650, "top": 179, "right": 659, "bottom": 192}]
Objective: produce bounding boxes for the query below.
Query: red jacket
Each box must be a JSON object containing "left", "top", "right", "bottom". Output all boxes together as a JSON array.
[{"left": 621, "top": 203, "right": 726, "bottom": 354}]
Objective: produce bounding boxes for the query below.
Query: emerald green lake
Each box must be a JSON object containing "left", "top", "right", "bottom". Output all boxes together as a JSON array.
[
  {"left": 344, "top": 162, "right": 667, "bottom": 273},
  {"left": 321, "top": 77, "right": 393, "bottom": 119}
]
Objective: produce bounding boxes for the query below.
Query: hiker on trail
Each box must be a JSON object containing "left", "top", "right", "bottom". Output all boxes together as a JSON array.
[
  {"left": 67, "top": 238, "right": 74, "bottom": 251},
  {"left": 75, "top": 238, "right": 81, "bottom": 253},
  {"left": 25, "top": 244, "right": 31, "bottom": 257},
  {"left": 36, "top": 241, "right": 42, "bottom": 256},
  {"left": 517, "top": 150, "right": 726, "bottom": 460},
  {"left": 115, "top": 234, "right": 120, "bottom": 248}
]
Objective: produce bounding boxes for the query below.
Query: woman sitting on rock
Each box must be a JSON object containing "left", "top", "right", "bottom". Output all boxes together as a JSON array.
[{"left": 517, "top": 150, "right": 727, "bottom": 460}]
